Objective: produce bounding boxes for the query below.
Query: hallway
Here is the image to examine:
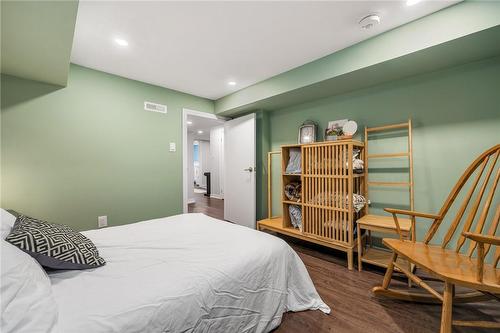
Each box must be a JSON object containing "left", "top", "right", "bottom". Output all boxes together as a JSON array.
[{"left": 188, "top": 192, "right": 224, "bottom": 220}]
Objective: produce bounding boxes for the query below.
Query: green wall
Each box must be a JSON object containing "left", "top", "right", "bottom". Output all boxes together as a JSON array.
[
  {"left": 262, "top": 56, "right": 500, "bottom": 242},
  {"left": 256, "top": 110, "right": 271, "bottom": 220},
  {"left": 1, "top": 64, "right": 214, "bottom": 231}
]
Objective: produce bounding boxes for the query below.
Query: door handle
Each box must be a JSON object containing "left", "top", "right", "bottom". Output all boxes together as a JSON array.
[{"left": 243, "top": 167, "right": 253, "bottom": 172}]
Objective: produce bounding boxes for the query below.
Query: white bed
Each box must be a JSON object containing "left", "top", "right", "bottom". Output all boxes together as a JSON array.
[{"left": 48, "top": 213, "right": 329, "bottom": 333}]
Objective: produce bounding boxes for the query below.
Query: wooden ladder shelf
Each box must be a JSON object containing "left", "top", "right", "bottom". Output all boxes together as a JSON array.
[{"left": 357, "top": 119, "right": 415, "bottom": 273}]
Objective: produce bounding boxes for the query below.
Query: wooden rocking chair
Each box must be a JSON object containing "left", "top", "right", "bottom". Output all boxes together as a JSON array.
[{"left": 372, "top": 144, "right": 500, "bottom": 332}]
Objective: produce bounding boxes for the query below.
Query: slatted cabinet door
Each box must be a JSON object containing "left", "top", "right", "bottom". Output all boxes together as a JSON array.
[{"left": 302, "top": 141, "right": 364, "bottom": 247}]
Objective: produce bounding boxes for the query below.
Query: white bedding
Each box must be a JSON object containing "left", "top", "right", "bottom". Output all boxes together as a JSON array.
[{"left": 49, "top": 213, "right": 330, "bottom": 333}]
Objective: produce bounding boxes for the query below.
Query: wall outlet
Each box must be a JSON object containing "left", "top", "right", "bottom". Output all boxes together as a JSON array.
[
  {"left": 169, "top": 142, "right": 176, "bottom": 152},
  {"left": 98, "top": 216, "right": 107, "bottom": 228}
]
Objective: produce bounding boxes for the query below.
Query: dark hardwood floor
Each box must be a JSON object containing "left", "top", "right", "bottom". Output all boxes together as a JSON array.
[
  {"left": 188, "top": 198, "right": 498, "bottom": 332},
  {"left": 272, "top": 235, "right": 499, "bottom": 333},
  {"left": 188, "top": 192, "right": 224, "bottom": 220}
]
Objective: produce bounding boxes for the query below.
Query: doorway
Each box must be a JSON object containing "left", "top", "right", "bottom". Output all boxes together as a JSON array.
[{"left": 182, "top": 109, "right": 226, "bottom": 219}]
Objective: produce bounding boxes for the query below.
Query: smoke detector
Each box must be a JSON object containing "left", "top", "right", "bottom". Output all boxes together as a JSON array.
[{"left": 359, "top": 14, "right": 380, "bottom": 30}]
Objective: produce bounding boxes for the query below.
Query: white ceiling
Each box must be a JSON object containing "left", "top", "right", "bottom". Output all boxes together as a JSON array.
[
  {"left": 187, "top": 115, "right": 224, "bottom": 141},
  {"left": 71, "top": 1, "right": 459, "bottom": 100}
]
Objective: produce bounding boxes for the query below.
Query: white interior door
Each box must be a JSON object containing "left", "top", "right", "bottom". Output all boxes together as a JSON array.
[{"left": 224, "top": 113, "right": 256, "bottom": 228}]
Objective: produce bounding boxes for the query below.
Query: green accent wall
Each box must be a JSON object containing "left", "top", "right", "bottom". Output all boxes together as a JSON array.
[
  {"left": 256, "top": 110, "right": 270, "bottom": 221},
  {"left": 261, "top": 56, "right": 500, "bottom": 242},
  {"left": 1, "top": 0, "right": 79, "bottom": 86},
  {"left": 1, "top": 64, "right": 214, "bottom": 231}
]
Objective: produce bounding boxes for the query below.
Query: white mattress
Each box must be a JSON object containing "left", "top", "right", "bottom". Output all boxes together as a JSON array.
[{"left": 49, "top": 213, "right": 330, "bottom": 333}]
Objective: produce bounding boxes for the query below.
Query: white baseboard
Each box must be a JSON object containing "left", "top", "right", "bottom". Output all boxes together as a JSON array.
[
  {"left": 187, "top": 198, "right": 196, "bottom": 204},
  {"left": 210, "top": 194, "right": 224, "bottom": 200}
]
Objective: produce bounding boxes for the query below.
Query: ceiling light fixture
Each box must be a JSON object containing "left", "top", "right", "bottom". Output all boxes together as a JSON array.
[
  {"left": 406, "top": 0, "right": 422, "bottom": 6},
  {"left": 187, "top": 121, "right": 193, "bottom": 125},
  {"left": 228, "top": 81, "right": 237, "bottom": 86},
  {"left": 114, "top": 38, "right": 129, "bottom": 47},
  {"left": 197, "top": 130, "right": 203, "bottom": 134}
]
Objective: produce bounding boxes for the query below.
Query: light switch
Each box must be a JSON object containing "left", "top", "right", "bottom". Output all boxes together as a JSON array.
[{"left": 169, "top": 142, "right": 176, "bottom": 152}]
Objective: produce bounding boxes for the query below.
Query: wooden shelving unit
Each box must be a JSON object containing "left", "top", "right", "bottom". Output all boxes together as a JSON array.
[
  {"left": 360, "top": 246, "right": 411, "bottom": 273},
  {"left": 258, "top": 140, "right": 365, "bottom": 270},
  {"left": 357, "top": 120, "right": 414, "bottom": 276}
]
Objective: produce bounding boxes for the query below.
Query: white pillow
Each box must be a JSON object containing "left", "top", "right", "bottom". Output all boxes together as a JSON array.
[
  {"left": 1, "top": 240, "right": 58, "bottom": 333},
  {"left": 1, "top": 209, "right": 17, "bottom": 239}
]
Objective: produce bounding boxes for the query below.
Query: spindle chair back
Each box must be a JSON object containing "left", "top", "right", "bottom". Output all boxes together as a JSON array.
[{"left": 373, "top": 144, "right": 500, "bottom": 333}]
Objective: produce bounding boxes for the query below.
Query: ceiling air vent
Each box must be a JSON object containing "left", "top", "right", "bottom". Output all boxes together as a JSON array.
[{"left": 144, "top": 101, "right": 167, "bottom": 114}]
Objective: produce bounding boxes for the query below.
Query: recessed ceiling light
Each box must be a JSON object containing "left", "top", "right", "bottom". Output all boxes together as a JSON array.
[
  {"left": 114, "top": 38, "right": 129, "bottom": 47},
  {"left": 197, "top": 130, "right": 203, "bottom": 134},
  {"left": 187, "top": 121, "right": 193, "bottom": 125},
  {"left": 228, "top": 81, "right": 237, "bottom": 86},
  {"left": 406, "top": 0, "right": 422, "bottom": 6}
]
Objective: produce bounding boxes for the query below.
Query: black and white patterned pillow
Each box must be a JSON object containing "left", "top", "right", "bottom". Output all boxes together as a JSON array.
[{"left": 6, "top": 215, "right": 105, "bottom": 270}]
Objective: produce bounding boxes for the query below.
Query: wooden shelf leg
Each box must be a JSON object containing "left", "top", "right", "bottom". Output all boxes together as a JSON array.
[
  {"left": 357, "top": 224, "right": 362, "bottom": 272},
  {"left": 440, "top": 282, "right": 454, "bottom": 333},
  {"left": 347, "top": 248, "right": 354, "bottom": 270}
]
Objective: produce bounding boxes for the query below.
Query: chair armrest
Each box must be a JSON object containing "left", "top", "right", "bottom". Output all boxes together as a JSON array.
[
  {"left": 384, "top": 208, "right": 441, "bottom": 220},
  {"left": 462, "top": 232, "right": 500, "bottom": 246},
  {"left": 384, "top": 208, "right": 441, "bottom": 241},
  {"left": 462, "top": 232, "right": 499, "bottom": 282}
]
